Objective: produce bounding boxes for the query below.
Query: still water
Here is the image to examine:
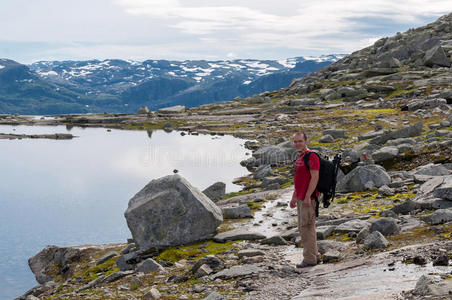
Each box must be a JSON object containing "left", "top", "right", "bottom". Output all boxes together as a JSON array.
[{"left": 0, "top": 125, "right": 249, "bottom": 299}]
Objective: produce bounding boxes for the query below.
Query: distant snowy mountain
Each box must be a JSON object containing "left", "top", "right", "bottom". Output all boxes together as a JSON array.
[{"left": 0, "top": 55, "right": 346, "bottom": 114}]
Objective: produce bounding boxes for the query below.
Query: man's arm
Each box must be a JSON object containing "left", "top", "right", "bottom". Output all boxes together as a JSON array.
[
  {"left": 303, "top": 169, "right": 319, "bottom": 206},
  {"left": 290, "top": 190, "right": 297, "bottom": 208}
]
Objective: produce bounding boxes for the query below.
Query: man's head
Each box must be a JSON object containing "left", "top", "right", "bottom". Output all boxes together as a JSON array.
[{"left": 293, "top": 131, "right": 308, "bottom": 153}]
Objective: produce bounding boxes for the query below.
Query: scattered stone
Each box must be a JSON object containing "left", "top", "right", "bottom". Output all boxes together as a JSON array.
[
  {"left": 211, "top": 265, "right": 263, "bottom": 280},
  {"left": 143, "top": 288, "right": 161, "bottom": 299},
  {"left": 413, "top": 275, "right": 452, "bottom": 296},
  {"left": 421, "top": 208, "right": 452, "bottom": 225},
  {"left": 222, "top": 205, "right": 253, "bottom": 219},
  {"left": 356, "top": 227, "right": 370, "bottom": 244},
  {"left": 323, "top": 129, "right": 346, "bottom": 139},
  {"left": 213, "top": 228, "right": 265, "bottom": 243},
  {"left": 194, "top": 264, "right": 213, "bottom": 278},
  {"left": 124, "top": 174, "right": 223, "bottom": 251},
  {"left": 335, "top": 219, "right": 370, "bottom": 234},
  {"left": 202, "top": 182, "right": 226, "bottom": 202},
  {"left": 136, "top": 258, "right": 165, "bottom": 274},
  {"left": 204, "top": 291, "right": 225, "bottom": 300},
  {"left": 372, "top": 146, "right": 399, "bottom": 162},
  {"left": 412, "top": 164, "right": 451, "bottom": 176},
  {"left": 364, "top": 231, "right": 389, "bottom": 250},
  {"left": 253, "top": 165, "right": 274, "bottom": 179},
  {"left": 238, "top": 249, "right": 265, "bottom": 259},
  {"left": 116, "top": 251, "right": 139, "bottom": 271},
  {"left": 369, "top": 217, "right": 400, "bottom": 236},
  {"left": 319, "top": 134, "right": 334, "bottom": 143},
  {"left": 316, "top": 226, "right": 335, "bottom": 240},
  {"left": 432, "top": 254, "right": 449, "bottom": 266},
  {"left": 96, "top": 251, "right": 119, "bottom": 265},
  {"left": 336, "top": 164, "right": 391, "bottom": 192},
  {"left": 433, "top": 175, "right": 452, "bottom": 200},
  {"left": 391, "top": 200, "right": 419, "bottom": 215},
  {"left": 191, "top": 255, "right": 225, "bottom": 273},
  {"left": 379, "top": 209, "right": 397, "bottom": 218},
  {"left": 121, "top": 243, "right": 136, "bottom": 255},
  {"left": 260, "top": 235, "right": 288, "bottom": 245},
  {"left": 413, "top": 255, "right": 427, "bottom": 265},
  {"left": 424, "top": 45, "right": 451, "bottom": 67},
  {"left": 166, "top": 274, "right": 189, "bottom": 283},
  {"left": 378, "top": 185, "right": 395, "bottom": 196},
  {"left": 322, "top": 250, "right": 342, "bottom": 263}
]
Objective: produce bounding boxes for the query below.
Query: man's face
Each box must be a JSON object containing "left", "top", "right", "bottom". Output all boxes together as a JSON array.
[{"left": 293, "top": 134, "right": 307, "bottom": 153}]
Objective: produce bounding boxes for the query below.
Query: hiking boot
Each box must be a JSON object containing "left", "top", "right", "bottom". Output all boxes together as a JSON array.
[{"left": 296, "top": 261, "right": 317, "bottom": 268}]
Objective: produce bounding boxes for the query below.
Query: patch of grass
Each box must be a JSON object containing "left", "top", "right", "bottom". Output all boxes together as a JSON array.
[
  {"left": 385, "top": 88, "right": 417, "bottom": 99},
  {"left": 156, "top": 240, "right": 239, "bottom": 264},
  {"left": 327, "top": 232, "right": 354, "bottom": 242},
  {"left": 222, "top": 189, "right": 255, "bottom": 199},
  {"left": 73, "top": 257, "right": 119, "bottom": 283}
]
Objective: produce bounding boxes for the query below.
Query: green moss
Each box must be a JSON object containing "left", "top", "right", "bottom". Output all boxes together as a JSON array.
[
  {"left": 222, "top": 189, "right": 255, "bottom": 199},
  {"left": 280, "top": 181, "right": 292, "bottom": 189},
  {"left": 327, "top": 232, "right": 354, "bottom": 242},
  {"left": 77, "top": 257, "right": 118, "bottom": 283},
  {"left": 156, "top": 240, "right": 239, "bottom": 264},
  {"left": 385, "top": 88, "right": 417, "bottom": 99}
]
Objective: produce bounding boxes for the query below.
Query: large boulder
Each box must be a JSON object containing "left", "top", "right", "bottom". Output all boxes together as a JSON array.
[
  {"left": 424, "top": 46, "right": 451, "bottom": 67},
  {"left": 252, "top": 141, "right": 297, "bottom": 165},
  {"left": 337, "top": 164, "right": 391, "bottom": 192},
  {"left": 372, "top": 146, "right": 399, "bottom": 162},
  {"left": 124, "top": 174, "right": 223, "bottom": 251}
]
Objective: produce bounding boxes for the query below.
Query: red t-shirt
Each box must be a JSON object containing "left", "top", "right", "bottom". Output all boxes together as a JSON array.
[{"left": 294, "top": 150, "right": 320, "bottom": 200}]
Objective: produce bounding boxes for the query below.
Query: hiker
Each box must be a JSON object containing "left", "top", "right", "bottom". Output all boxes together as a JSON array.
[{"left": 290, "top": 131, "right": 319, "bottom": 268}]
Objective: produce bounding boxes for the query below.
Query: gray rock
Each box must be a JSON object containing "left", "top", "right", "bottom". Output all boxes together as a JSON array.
[
  {"left": 433, "top": 175, "right": 452, "bottom": 200},
  {"left": 396, "top": 143, "right": 414, "bottom": 153},
  {"left": 404, "top": 98, "right": 447, "bottom": 111},
  {"left": 372, "top": 146, "right": 399, "bottom": 162},
  {"left": 323, "top": 129, "right": 346, "bottom": 139},
  {"left": 369, "top": 122, "right": 423, "bottom": 145},
  {"left": 379, "top": 209, "right": 398, "bottom": 218},
  {"left": 124, "top": 174, "right": 223, "bottom": 251},
  {"left": 211, "top": 265, "right": 263, "bottom": 280},
  {"left": 260, "top": 235, "right": 288, "bottom": 245},
  {"left": 116, "top": 251, "right": 138, "bottom": 271},
  {"left": 317, "top": 240, "right": 347, "bottom": 254},
  {"left": 420, "top": 176, "right": 446, "bottom": 195},
  {"left": 157, "top": 105, "right": 186, "bottom": 114},
  {"left": 143, "top": 288, "right": 161, "bottom": 299},
  {"left": 413, "top": 164, "right": 451, "bottom": 176},
  {"left": 194, "top": 264, "right": 213, "bottom": 278},
  {"left": 369, "top": 217, "right": 400, "bottom": 236},
  {"left": 424, "top": 46, "right": 451, "bottom": 67},
  {"left": 337, "top": 164, "right": 391, "bottom": 193},
  {"left": 191, "top": 255, "right": 225, "bottom": 273},
  {"left": 240, "top": 157, "right": 258, "bottom": 168},
  {"left": 335, "top": 219, "right": 370, "bottom": 234},
  {"left": 121, "top": 243, "right": 136, "bottom": 255},
  {"left": 319, "top": 134, "right": 334, "bottom": 143},
  {"left": 137, "top": 106, "right": 150, "bottom": 114},
  {"left": 413, "top": 275, "right": 452, "bottom": 296},
  {"left": 96, "top": 251, "right": 119, "bottom": 265},
  {"left": 25, "top": 296, "right": 40, "bottom": 300},
  {"left": 136, "top": 258, "right": 165, "bottom": 274},
  {"left": 364, "top": 231, "right": 389, "bottom": 249},
  {"left": 204, "top": 291, "right": 225, "bottom": 300},
  {"left": 202, "top": 182, "right": 226, "bottom": 202},
  {"left": 421, "top": 208, "right": 452, "bottom": 225},
  {"left": 213, "top": 228, "right": 265, "bottom": 243},
  {"left": 253, "top": 164, "right": 274, "bottom": 179},
  {"left": 322, "top": 250, "right": 342, "bottom": 263},
  {"left": 261, "top": 176, "right": 287, "bottom": 188},
  {"left": 378, "top": 185, "right": 395, "bottom": 196},
  {"left": 281, "top": 227, "right": 300, "bottom": 240},
  {"left": 222, "top": 205, "right": 252, "bottom": 219},
  {"left": 238, "top": 249, "right": 266, "bottom": 259},
  {"left": 356, "top": 227, "right": 370, "bottom": 244},
  {"left": 386, "top": 137, "right": 416, "bottom": 146},
  {"left": 103, "top": 270, "right": 134, "bottom": 283},
  {"left": 433, "top": 254, "right": 449, "bottom": 266},
  {"left": 391, "top": 200, "right": 419, "bottom": 215},
  {"left": 316, "top": 226, "right": 335, "bottom": 240}
]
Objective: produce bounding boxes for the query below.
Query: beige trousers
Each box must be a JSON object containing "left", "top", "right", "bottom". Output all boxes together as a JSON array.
[{"left": 297, "top": 199, "right": 318, "bottom": 264}]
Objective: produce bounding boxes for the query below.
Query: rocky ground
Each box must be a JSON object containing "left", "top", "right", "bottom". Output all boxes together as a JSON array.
[{"left": 12, "top": 12, "right": 452, "bottom": 300}]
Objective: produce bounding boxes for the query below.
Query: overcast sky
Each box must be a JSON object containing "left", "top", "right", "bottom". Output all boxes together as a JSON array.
[{"left": 0, "top": 0, "right": 451, "bottom": 63}]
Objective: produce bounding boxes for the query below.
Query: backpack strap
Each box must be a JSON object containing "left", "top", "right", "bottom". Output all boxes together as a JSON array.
[{"left": 302, "top": 150, "right": 313, "bottom": 171}]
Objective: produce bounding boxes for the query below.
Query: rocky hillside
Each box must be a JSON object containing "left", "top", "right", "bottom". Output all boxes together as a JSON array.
[
  {"left": 0, "top": 55, "right": 343, "bottom": 115},
  {"left": 10, "top": 12, "right": 452, "bottom": 300}
]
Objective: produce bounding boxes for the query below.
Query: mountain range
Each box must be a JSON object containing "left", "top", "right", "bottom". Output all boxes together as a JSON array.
[{"left": 0, "top": 55, "right": 344, "bottom": 115}]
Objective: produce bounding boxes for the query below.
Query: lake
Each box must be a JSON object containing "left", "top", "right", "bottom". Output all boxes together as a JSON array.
[{"left": 0, "top": 125, "right": 250, "bottom": 300}]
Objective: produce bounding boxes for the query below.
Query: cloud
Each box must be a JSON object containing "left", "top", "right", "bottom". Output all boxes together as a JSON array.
[{"left": 116, "top": 0, "right": 452, "bottom": 54}]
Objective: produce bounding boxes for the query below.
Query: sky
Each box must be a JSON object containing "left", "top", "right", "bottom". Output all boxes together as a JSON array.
[{"left": 0, "top": 0, "right": 451, "bottom": 64}]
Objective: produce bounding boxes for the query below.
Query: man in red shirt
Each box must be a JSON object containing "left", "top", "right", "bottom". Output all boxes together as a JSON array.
[{"left": 290, "top": 131, "right": 319, "bottom": 268}]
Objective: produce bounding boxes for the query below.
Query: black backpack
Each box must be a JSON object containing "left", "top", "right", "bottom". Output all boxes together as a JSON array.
[{"left": 303, "top": 151, "right": 341, "bottom": 209}]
